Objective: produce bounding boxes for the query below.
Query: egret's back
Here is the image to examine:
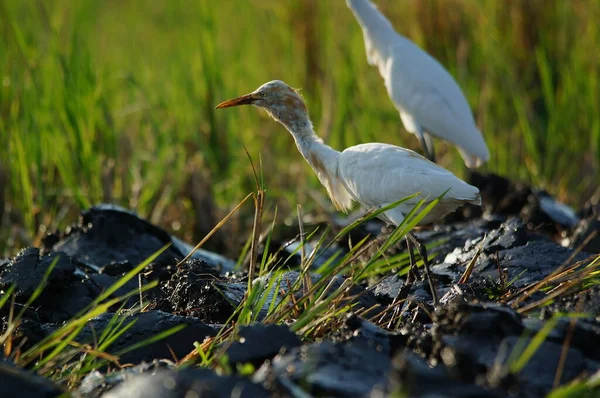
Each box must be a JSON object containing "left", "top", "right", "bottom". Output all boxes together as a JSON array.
[
  {"left": 346, "top": 0, "right": 490, "bottom": 168},
  {"left": 337, "top": 143, "right": 480, "bottom": 225}
]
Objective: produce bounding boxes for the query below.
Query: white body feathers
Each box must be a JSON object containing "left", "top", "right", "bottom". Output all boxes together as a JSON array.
[
  {"left": 346, "top": 0, "right": 490, "bottom": 168},
  {"left": 336, "top": 143, "right": 480, "bottom": 224}
]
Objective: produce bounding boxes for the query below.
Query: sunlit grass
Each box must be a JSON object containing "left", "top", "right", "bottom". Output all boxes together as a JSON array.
[{"left": 0, "top": 0, "right": 599, "bottom": 256}]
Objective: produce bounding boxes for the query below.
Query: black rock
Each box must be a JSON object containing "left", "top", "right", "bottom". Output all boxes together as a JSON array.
[
  {"left": 434, "top": 218, "right": 591, "bottom": 290},
  {"left": 256, "top": 341, "right": 391, "bottom": 397},
  {"left": 435, "top": 302, "right": 524, "bottom": 338},
  {"left": 78, "top": 360, "right": 174, "bottom": 397},
  {"left": 429, "top": 302, "right": 599, "bottom": 396},
  {"left": 43, "top": 206, "right": 183, "bottom": 273},
  {"left": 468, "top": 172, "right": 531, "bottom": 216},
  {"left": 171, "top": 236, "right": 236, "bottom": 274},
  {"left": 484, "top": 218, "right": 530, "bottom": 252},
  {"left": 468, "top": 173, "right": 579, "bottom": 233},
  {"left": 225, "top": 324, "right": 301, "bottom": 366},
  {"left": 98, "top": 260, "right": 136, "bottom": 276},
  {"left": 524, "top": 317, "right": 600, "bottom": 365},
  {"left": 439, "top": 218, "right": 529, "bottom": 267},
  {"left": 383, "top": 351, "right": 507, "bottom": 398},
  {"left": 485, "top": 239, "right": 590, "bottom": 287},
  {"left": 339, "top": 315, "right": 406, "bottom": 355},
  {"left": 0, "top": 360, "right": 64, "bottom": 398},
  {"left": 0, "top": 248, "right": 75, "bottom": 299},
  {"left": 89, "top": 273, "right": 140, "bottom": 307},
  {"left": 34, "top": 277, "right": 101, "bottom": 323},
  {"left": 280, "top": 240, "right": 346, "bottom": 271},
  {"left": 417, "top": 217, "right": 505, "bottom": 265},
  {"left": 360, "top": 217, "right": 502, "bottom": 271},
  {"left": 433, "top": 303, "right": 525, "bottom": 379},
  {"left": 533, "top": 190, "right": 580, "bottom": 228},
  {"left": 544, "top": 285, "right": 600, "bottom": 319},
  {"left": 43, "top": 204, "right": 235, "bottom": 274},
  {"left": 569, "top": 216, "right": 600, "bottom": 254},
  {"left": 55, "top": 310, "right": 217, "bottom": 364},
  {"left": 0, "top": 248, "right": 99, "bottom": 323},
  {"left": 518, "top": 190, "right": 580, "bottom": 234},
  {"left": 154, "top": 259, "right": 234, "bottom": 323},
  {"left": 373, "top": 274, "right": 434, "bottom": 305},
  {"left": 103, "top": 368, "right": 269, "bottom": 398},
  {"left": 499, "top": 336, "right": 587, "bottom": 394},
  {"left": 0, "top": 317, "right": 48, "bottom": 354},
  {"left": 373, "top": 274, "right": 405, "bottom": 303}
]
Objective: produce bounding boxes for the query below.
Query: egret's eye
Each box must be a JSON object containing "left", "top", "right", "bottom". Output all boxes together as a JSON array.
[{"left": 259, "top": 91, "right": 268, "bottom": 98}]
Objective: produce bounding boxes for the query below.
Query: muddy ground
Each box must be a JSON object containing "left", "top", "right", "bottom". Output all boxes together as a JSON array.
[{"left": 1, "top": 172, "right": 599, "bottom": 398}]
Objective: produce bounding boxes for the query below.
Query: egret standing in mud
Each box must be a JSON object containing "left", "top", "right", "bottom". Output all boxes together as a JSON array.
[
  {"left": 346, "top": 0, "right": 489, "bottom": 167},
  {"left": 216, "top": 80, "right": 481, "bottom": 304}
]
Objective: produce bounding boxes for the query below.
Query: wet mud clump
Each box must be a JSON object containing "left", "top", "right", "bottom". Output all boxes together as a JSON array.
[{"left": 0, "top": 175, "right": 599, "bottom": 397}]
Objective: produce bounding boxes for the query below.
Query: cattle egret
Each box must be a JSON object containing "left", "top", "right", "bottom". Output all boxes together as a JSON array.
[
  {"left": 347, "top": 0, "right": 490, "bottom": 168},
  {"left": 216, "top": 80, "right": 481, "bottom": 304}
]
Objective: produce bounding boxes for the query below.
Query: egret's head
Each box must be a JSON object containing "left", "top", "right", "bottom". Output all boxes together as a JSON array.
[{"left": 216, "top": 80, "right": 309, "bottom": 130}]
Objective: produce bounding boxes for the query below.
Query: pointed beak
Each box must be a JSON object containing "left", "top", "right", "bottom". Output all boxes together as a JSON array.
[{"left": 215, "top": 93, "right": 257, "bottom": 109}]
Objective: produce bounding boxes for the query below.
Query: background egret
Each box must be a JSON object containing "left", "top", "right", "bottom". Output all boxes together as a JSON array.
[{"left": 347, "top": 0, "right": 490, "bottom": 168}]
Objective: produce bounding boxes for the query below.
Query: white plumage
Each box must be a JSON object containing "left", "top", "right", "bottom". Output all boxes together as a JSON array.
[
  {"left": 216, "top": 80, "right": 480, "bottom": 226},
  {"left": 338, "top": 143, "right": 479, "bottom": 225},
  {"left": 346, "top": 0, "right": 490, "bottom": 168}
]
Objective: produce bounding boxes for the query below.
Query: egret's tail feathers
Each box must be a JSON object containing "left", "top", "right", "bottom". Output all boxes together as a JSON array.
[
  {"left": 458, "top": 146, "right": 489, "bottom": 169},
  {"left": 453, "top": 181, "right": 482, "bottom": 206},
  {"left": 469, "top": 192, "right": 482, "bottom": 206}
]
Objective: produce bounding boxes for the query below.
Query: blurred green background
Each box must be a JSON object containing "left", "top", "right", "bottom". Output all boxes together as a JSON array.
[{"left": 1, "top": 0, "right": 599, "bottom": 257}]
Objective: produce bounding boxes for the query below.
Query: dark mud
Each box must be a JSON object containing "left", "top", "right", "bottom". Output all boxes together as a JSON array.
[
  {"left": 0, "top": 174, "right": 599, "bottom": 397},
  {"left": 0, "top": 360, "right": 65, "bottom": 398},
  {"left": 103, "top": 368, "right": 270, "bottom": 398},
  {"left": 224, "top": 324, "right": 301, "bottom": 366},
  {"left": 257, "top": 340, "right": 392, "bottom": 397},
  {"left": 52, "top": 311, "right": 218, "bottom": 365},
  {"left": 42, "top": 204, "right": 236, "bottom": 274}
]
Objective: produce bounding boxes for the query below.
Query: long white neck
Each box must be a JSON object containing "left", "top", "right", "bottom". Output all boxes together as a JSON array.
[
  {"left": 272, "top": 109, "right": 341, "bottom": 183},
  {"left": 263, "top": 101, "right": 354, "bottom": 211},
  {"left": 347, "top": 0, "right": 398, "bottom": 67}
]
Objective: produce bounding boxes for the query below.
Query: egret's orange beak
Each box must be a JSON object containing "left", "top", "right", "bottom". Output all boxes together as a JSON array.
[{"left": 215, "top": 94, "right": 257, "bottom": 109}]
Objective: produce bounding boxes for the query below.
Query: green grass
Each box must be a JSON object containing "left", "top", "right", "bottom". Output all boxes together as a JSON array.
[{"left": 1, "top": 0, "right": 599, "bottom": 256}]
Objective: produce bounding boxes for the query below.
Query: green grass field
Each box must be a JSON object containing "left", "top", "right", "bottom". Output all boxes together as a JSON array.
[{"left": 1, "top": 0, "right": 599, "bottom": 256}]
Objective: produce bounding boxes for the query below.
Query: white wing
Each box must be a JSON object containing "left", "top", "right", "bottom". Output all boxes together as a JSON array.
[
  {"left": 346, "top": 0, "right": 489, "bottom": 168},
  {"left": 387, "top": 45, "right": 489, "bottom": 167},
  {"left": 337, "top": 143, "right": 480, "bottom": 224}
]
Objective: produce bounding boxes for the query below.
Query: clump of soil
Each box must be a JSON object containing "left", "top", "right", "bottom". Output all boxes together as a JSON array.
[{"left": 0, "top": 175, "right": 598, "bottom": 397}]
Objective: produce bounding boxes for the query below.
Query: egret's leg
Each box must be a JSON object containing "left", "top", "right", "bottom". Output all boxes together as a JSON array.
[
  {"left": 395, "top": 235, "right": 418, "bottom": 304},
  {"left": 424, "top": 132, "right": 436, "bottom": 163},
  {"left": 405, "top": 235, "right": 420, "bottom": 280},
  {"left": 415, "top": 127, "right": 435, "bottom": 162},
  {"left": 407, "top": 232, "right": 439, "bottom": 306}
]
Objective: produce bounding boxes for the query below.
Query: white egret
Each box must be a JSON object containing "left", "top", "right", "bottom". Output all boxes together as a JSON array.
[
  {"left": 216, "top": 80, "right": 481, "bottom": 304},
  {"left": 347, "top": 0, "right": 489, "bottom": 168}
]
